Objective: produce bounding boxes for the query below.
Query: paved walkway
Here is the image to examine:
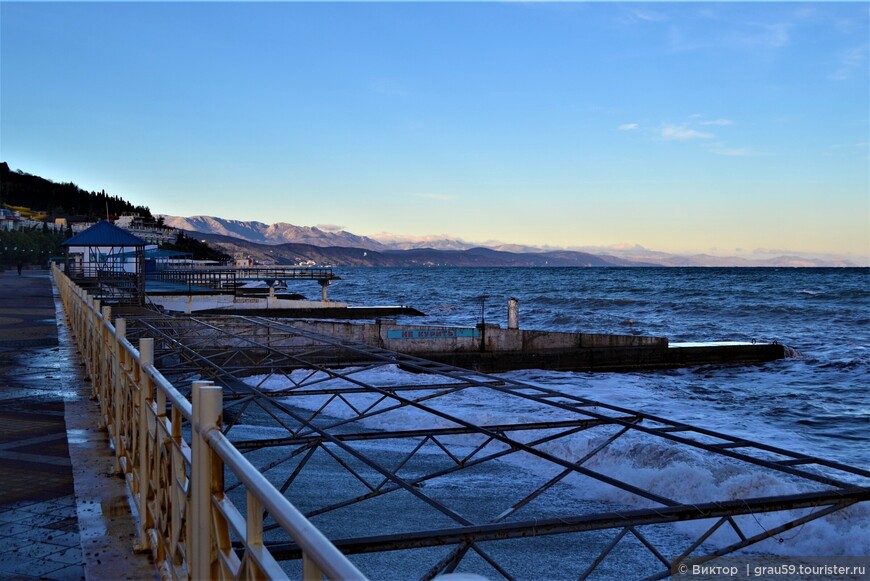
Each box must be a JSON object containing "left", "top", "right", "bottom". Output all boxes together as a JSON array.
[{"left": 0, "top": 269, "right": 156, "bottom": 580}]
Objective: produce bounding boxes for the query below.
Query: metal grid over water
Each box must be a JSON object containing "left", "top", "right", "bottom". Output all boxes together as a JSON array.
[{"left": 122, "top": 310, "right": 870, "bottom": 580}]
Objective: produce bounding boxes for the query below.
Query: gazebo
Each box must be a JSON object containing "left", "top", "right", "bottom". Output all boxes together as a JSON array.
[{"left": 61, "top": 220, "right": 148, "bottom": 305}]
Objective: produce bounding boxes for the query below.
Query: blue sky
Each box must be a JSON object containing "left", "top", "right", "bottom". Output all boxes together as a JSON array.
[{"left": 1, "top": 2, "right": 868, "bottom": 260}]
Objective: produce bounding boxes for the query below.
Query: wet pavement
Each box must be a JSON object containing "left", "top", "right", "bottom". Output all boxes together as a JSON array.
[{"left": 0, "top": 270, "right": 156, "bottom": 580}]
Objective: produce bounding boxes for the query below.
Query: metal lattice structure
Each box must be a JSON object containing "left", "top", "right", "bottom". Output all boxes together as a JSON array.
[{"left": 120, "top": 310, "right": 870, "bottom": 580}]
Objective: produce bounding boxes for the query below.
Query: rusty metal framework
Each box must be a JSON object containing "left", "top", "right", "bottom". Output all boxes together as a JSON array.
[
  {"left": 147, "top": 266, "right": 339, "bottom": 295},
  {"left": 121, "top": 310, "right": 870, "bottom": 580}
]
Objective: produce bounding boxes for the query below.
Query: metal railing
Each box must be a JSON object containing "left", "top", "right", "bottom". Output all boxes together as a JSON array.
[
  {"left": 52, "top": 264, "right": 365, "bottom": 581},
  {"left": 148, "top": 267, "right": 339, "bottom": 295}
]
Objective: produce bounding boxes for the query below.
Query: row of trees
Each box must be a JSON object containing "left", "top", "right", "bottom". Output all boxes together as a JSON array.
[
  {"left": 0, "top": 162, "right": 153, "bottom": 220},
  {"left": 0, "top": 162, "right": 231, "bottom": 266},
  {"left": 0, "top": 228, "right": 66, "bottom": 269},
  {"left": 164, "top": 231, "right": 231, "bottom": 262}
]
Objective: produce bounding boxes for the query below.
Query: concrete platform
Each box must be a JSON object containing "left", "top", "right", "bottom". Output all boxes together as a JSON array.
[
  {"left": 0, "top": 270, "right": 157, "bottom": 580},
  {"left": 420, "top": 342, "right": 786, "bottom": 373}
]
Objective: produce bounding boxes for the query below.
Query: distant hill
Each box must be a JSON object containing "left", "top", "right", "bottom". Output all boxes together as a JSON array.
[
  {"left": 189, "top": 231, "right": 648, "bottom": 267},
  {"left": 161, "top": 215, "right": 386, "bottom": 250},
  {"left": 165, "top": 213, "right": 864, "bottom": 267},
  {"left": 1, "top": 162, "right": 152, "bottom": 220},
  {"left": 2, "top": 161, "right": 859, "bottom": 267}
]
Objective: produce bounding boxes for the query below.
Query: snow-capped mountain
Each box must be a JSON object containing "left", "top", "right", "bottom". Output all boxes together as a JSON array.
[
  {"left": 160, "top": 215, "right": 864, "bottom": 267},
  {"left": 159, "top": 215, "right": 387, "bottom": 250}
]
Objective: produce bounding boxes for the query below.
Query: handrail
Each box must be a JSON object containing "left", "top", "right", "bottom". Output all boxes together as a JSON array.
[
  {"left": 51, "top": 263, "right": 365, "bottom": 580},
  {"left": 206, "top": 425, "right": 366, "bottom": 581}
]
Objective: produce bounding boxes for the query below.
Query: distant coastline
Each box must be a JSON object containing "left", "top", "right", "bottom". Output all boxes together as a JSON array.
[
  {"left": 182, "top": 229, "right": 867, "bottom": 269},
  {"left": 162, "top": 215, "right": 867, "bottom": 268}
]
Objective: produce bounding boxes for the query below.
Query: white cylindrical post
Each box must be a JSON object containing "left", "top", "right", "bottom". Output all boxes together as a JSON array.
[
  {"left": 191, "top": 381, "right": 220, "bottom": 581},
  {"left": 303, "top": 554, "right": 325, "bottom": 581},
  {"left": 508, "top": 297, "right": 520, "bottom": 330},
  {"left": 137, "top": 338, "right": 154, "bottom": 548},
  {"left": 100, "top": 306, "right": 112, "bottom": 401}
]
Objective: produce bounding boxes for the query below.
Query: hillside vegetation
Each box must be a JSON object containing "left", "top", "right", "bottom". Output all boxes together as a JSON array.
[
  {"left": 0, "top": 162, "right": 152, "bottom": 220},
  {"left": 0, "top": 163, "right": 233, "bottom": 264}
]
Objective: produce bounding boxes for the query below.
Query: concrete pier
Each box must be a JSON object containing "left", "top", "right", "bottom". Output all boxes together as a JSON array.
[
  {"left": 210, "top": 318, "right": 786, "bottom": 373},
  {"left": 419, "top": 341, "right": 786, "bottom": 373}
]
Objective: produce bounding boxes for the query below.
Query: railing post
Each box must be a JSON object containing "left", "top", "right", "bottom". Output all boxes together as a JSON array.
[
  {"left": 111, "top": 318, "right": 126, "bottom": 475},
  {"left": 191, "top": 381, "right": 220, "bottom": 581},
  {"left": 303, "top": 554, "right": 325, "bottom": 581},
  {"left": 100, "top": 306, "right": 113, "bottom": 429},
  {"left": 138, "top": 338, "right": 154, "bottom": 550}
]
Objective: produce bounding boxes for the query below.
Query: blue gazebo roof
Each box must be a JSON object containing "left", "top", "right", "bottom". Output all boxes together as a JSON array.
[{"left": 61, "top": 220, "right": 147, "bottom": 247}]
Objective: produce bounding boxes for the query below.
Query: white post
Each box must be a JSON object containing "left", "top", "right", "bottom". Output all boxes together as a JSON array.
[
  {"left": 137, "top": 338, "right": 154, "bottom": 550},
  {"left": 508, "top": 297, "right": 520, "bottom": 330},
  {"left": 303, "top": 555, "right": 325, "bottom": 581},
  {"left": 191, "top": 381, "right": 220, "bottom": 581},
  {"left": 100, "top": 306, "right": 112, "bottom": 401}
]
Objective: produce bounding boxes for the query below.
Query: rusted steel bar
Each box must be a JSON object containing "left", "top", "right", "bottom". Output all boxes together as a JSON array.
[
  {"left": 231, "top": 417, "right": 634, "bottom": 451},
  {"left": 266, "top": 487, "right": 869, "bottom": 557}
]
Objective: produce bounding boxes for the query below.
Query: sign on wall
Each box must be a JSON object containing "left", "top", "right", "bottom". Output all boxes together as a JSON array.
[{"left": 387, "top": 328, "right": 480, "bottom": 340}]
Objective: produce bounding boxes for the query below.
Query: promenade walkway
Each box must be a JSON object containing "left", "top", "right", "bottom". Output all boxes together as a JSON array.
[{"left": 0, "top": 270, "right": 156, "bottom": 580}]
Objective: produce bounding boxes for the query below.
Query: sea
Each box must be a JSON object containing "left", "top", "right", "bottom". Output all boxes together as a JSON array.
[{"left": 259, "top": 267, "right": 869, "bottom": 575}]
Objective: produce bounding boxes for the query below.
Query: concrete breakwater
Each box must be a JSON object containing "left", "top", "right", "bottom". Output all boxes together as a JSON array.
[
  {"left": 289, "top": 319, "right": 785, "bottom": 372},
  {"left": 174, "top": 316, "right": 785, "bottom": 374}
]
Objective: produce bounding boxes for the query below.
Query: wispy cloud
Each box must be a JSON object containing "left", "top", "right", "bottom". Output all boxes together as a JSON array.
[
  {"left": 621, "top": 116, "right": 754, "bottom": 155},
  {"left": 625, "top": 7, "right": 669, "bottom": 23},
  {"left": 699, "top": 118, "right": 734, "bottom": 126},
  {"left": 752, "top": 22, "right": 791, "bottom": 49},
  {"left": 661, "top": 124, "right": 713, "bottom": 141},
  {"left": 412, "top": 193, "right": 458, "bottom": 202},
  {"left": 316, "top": 224, "right": 345, "bottom": 232},
  {"left": 830, "top": 44, "right": 868, "bottom": 81},
  {"left": 667, "top": 17, "right": 793, "bottom": 53},
  {"left": 826, "top": 141, "right": 870, "bottom": 160}
]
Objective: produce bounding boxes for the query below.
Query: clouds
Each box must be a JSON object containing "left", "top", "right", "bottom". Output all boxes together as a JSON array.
[
  {"left": 316, "top": 224, "right": 346, "bottom": 232},
  {"left": 829, "top": 44, "right": 869, "bottom": 81},
  {"left": 661, "top": 124, "right": 714, "bottom": 141},
  {"left": 697, "top": 119, "right": 734, "bottom": 127},
  {"left": 617, "top": 115, "right": 758, "bottom": 156}
]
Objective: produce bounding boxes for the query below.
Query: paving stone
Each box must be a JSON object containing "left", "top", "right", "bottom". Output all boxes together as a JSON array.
[
  {"left": 0, "top": 272, "right": 155, "bottom": 579},
  {"left": 44, "top": 563, "right": 86, "bottom": 581},
  {"left": 44, "top": 544, "right": 84, "bottom": 566}
]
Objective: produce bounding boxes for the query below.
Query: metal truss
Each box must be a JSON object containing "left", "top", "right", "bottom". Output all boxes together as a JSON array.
[{"left": 121, "top": 310, "right": 870, "bottom": 580}]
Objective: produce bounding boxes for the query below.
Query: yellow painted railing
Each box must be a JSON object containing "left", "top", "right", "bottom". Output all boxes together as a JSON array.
[{"left": 52, "top": 265, "right": 366, "bottom": 581}]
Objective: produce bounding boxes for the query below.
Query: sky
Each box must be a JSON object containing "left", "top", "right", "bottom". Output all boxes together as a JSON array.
[{"left": 1, "top": 1, "right": 868, "bottom": 261}]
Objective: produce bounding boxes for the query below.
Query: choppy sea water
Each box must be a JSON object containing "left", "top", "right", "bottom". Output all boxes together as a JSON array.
[
  {"left": 267, "top": 267, "right": 868, "bottom": 565},
  {"left": 323, "top": 267, "right": 869, "bottom": 465}
]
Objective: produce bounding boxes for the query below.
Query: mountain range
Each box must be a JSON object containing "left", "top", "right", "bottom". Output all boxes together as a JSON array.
[{"left": 159, "top": 215, "right": 863, "bottom": 268}]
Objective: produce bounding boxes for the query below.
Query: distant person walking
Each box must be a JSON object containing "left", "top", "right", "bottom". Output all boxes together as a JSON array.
[{"left": 16, "top": 262, "right": 22, "bottom": 275}]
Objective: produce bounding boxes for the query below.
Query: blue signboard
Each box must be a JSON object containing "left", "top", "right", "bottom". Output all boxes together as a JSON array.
[{"left": 387, "top": 328, "right": 480, "bottom": 340}]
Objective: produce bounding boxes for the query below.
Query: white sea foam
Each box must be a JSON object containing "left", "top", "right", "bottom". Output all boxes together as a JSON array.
[{"left": 245, "top": 364, "right": 869, "bottom": 557}]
